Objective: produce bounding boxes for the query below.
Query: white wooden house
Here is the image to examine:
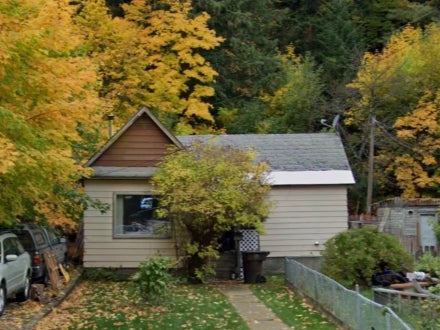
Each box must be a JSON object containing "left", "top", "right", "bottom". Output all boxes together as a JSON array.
[{"left": 82, "top": 108, "right": 355, "bottom": 272}]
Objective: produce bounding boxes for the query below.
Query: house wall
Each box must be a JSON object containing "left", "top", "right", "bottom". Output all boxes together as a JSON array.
[
  {"left": 83, "top": 181, "right": 349, "bottom": 268},
  {"left": 83, "top": 179, "right": 176, "bottom": 268},
  {"left": 260, "top": 185, "right": 349, "bottom": 258}
]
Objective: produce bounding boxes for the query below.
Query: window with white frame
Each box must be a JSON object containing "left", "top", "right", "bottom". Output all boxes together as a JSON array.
[{"left": 113, "top": 193, "right": 170, "bottom": 238}]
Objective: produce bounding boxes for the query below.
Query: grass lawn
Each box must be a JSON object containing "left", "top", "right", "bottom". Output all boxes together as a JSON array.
[
  {"left": 34, "top": 274, "right": 339, "bottom": 330},
  {"left": 251, "top": 275, "right": 338, "bottom": 330},
  {"left": 35, "top": 280, "right": 249, "bottom": 330}
]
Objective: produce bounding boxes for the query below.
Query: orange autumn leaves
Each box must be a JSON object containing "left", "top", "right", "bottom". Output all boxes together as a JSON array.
[{"left": 0, "top": 0, "right": 222, "bottom": 227}]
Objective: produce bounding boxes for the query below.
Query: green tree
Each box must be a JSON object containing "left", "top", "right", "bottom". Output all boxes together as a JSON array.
[
  {"left": 321, "top": 227, "right": 413, "bottom": 287},
  {"left": 346, "top": 24, "right": 440, "bottom": 202},
  {"left": 314, "top": 0, "right": 365, "bottom": 84},
  {"left": 259, "top": 47, "right": 324, "bottom": 133},
  {"left": 192, "top": 0, "right": 288, "bottom": 133},
  {"left": 152, "top": 142, "right": 272, "bottom": 282}
]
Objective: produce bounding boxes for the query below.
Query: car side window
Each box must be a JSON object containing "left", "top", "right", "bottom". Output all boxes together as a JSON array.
[
  {"left": 4, "top": 238, "right": 18, "bottom": 256},
  {"left": 34, "top": 232, "right": 46, "bottom": 246},
  {"left": 14, "top": 239, "right": 25, "bottom": 255},
  {"left": 46, "top": 230, "right": 59, "bottom": 245}
]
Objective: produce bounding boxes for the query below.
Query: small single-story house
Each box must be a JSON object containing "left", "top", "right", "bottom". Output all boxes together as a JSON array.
[
  {"left": 82, "top": 107, "right": 355, "bottom": 274},
  {"left": 375, "top": 198, "right": 440, "bottom": 257}
]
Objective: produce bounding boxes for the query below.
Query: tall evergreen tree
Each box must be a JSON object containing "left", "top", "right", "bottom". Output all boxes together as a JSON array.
[
  {"left": 315, "top": 0, "right": 365, "bottom": 84},
  {"left": 192, "top": 0, "right": 288, "bottom": 133}
]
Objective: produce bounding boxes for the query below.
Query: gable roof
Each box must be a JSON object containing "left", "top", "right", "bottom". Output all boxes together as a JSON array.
[
  {"left": 85, "top": 107, "right": 354, "bottom": 184},
  {"left": 177, "top": 134, "right": 355, "bottom": 185},
  {"left": 86, "top": 107, "right": 182, "bottom": 178}
]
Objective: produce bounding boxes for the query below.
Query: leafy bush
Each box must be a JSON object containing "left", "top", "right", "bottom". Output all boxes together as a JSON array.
[
  {"left": 131, "top": 257, "right": 175, "bottom": 305},
  {"left": 415, "top": 253, "right": 440, "bottom": 278},
  {"left": 152, "top": 142, "right": 272, "bottom": 282},
  {"left": 321, "top": 227, "right": 413, "bottom": 287},
  {"left": 415, "top": 253, "right": 440, "bottom": 327}
]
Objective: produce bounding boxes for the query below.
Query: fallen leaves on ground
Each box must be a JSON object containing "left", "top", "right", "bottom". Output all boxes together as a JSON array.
[{"left": 33, "top": 281, "right": 248, "bottom": 330}]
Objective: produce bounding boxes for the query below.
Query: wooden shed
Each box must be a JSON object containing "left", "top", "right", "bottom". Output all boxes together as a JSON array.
[
  {"left": 82, "top": 107, "right": 355, "bottom": 273},
  {"left": 376, "top": 198, "right": 440, "bottom": 257}
]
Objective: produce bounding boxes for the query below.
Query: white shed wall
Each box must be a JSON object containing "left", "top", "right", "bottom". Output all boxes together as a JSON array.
[{"left": 260, "top": 185, "right": 349, "bottom": 257}]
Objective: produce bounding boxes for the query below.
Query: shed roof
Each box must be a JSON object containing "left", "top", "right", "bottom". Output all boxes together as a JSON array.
[
  {"left": 177, "top": 134, "right": 350, "bottom": 172},
  {"left": 177, "top": 134, "right": 355, "bottom": 185}
]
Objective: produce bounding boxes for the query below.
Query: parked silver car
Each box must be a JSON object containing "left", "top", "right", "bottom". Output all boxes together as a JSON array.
[{"left": 0, "top": 232, "right": 32, "bottom": 316}]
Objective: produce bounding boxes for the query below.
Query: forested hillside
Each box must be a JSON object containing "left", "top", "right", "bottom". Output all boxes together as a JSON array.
[{"left": 2, "top": 0, "right": 440, "bottom": 227}]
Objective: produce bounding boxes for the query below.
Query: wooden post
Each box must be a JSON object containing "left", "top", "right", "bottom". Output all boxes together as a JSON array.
[{"left": 43, "top": 252, "right": 61, "bottom": 289}]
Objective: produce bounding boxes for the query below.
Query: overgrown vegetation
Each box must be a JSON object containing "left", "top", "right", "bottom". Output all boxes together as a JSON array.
[
  {"left": 130, "top": 257, "right": 175, "bottom": 305},
  {"left": 321, "top": 227, "right": 414, "bottom": 287},
  {"left": 152, "top": 142, "right": 272, "bottom": 282},
  {"left": 414, "top": 253, "right": 440, "bottom": 329},
  {"left": 415, "top": 253, "right": 440, "bottom": 278}
]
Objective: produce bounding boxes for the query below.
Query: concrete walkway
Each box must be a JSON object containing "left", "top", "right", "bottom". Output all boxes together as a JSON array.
[{"left": 218, "top": 283, "right": 291, "bottom": 330}]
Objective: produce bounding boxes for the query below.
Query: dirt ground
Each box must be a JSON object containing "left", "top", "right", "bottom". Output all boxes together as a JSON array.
[{"left": 0, "top": 268, "right": 81, "bottom": 330}]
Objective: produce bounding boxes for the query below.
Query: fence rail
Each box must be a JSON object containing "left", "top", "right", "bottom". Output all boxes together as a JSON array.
[{"left": 285, "top": 258, "right": 412, "bottom": 330}]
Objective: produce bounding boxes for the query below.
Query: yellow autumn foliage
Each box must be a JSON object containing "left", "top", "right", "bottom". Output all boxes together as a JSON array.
[
  {"left": 77, "top": 0, "right": 222, "bottom": 131},
  {"left": 347, "top": 24, "right": 440, "bottom": 198},
  {"left": 392, "top": 90, "right": 440, "bottom": 197},
  {"left": 0, "top": 136, "right": 18, "bottom": 174},
  {"left": 0, "top": 0, "right": 104, "bottom": 227},
  {"left": 346, "top": 26, "right": 420, "bottom": 125}
]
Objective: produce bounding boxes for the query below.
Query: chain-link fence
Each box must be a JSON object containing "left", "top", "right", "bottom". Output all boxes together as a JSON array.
[
  {"left": 285, "top": 258, "right": 412, "bottom": 330},
  {"left": 373, "top": 286, "right": 440, "bottom": 328}
]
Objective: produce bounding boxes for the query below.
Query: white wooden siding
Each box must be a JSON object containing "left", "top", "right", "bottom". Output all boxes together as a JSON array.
[
  {"left": 83, "top": 180, "right": 349, "bottom": 267},
  {"left": 260, "top": 185, "right": 348, "bottom": 257},
  {"left": 83, "top": 179, "right": 175, "bottom": 268}
]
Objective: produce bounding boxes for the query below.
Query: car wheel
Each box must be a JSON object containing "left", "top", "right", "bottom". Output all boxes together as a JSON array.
[
  {"left": 16, "top": 275, "right": 31, "bottom": 302},
  {"left": 0, "top": 284, "right": 6, "bottom": 316}
]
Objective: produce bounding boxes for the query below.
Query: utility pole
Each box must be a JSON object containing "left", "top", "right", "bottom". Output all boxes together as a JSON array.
[{"left": 366, "top": 114, "right": 375, "bottom": 215}]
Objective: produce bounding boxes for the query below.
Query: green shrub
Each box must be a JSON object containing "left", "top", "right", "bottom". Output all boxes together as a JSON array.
[
  {"left": 321, "top": 226, "right": 413, "bottom": 287},
  {"left": 415, "top": 253, "right": 440, "bottom": 327},
  {"left": 131, "top": 257, "right": 175, "bottom": 305},
  {"left": 415, "top": 253, "right": 440, "bottom": 278}
]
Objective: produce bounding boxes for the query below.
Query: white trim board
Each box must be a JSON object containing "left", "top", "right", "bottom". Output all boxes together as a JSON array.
[{"left": 268, "top": 170, "right": 355, "bottom": 185}]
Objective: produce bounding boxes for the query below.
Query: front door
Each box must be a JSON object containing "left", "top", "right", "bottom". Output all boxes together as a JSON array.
[{"left": 419, "top": 214, "right": 438, "bottom": 253}]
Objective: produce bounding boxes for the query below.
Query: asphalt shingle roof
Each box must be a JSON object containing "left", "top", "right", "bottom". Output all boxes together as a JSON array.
[{"left": 177, "top": 133, "right": 351, "bottom": 172}]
